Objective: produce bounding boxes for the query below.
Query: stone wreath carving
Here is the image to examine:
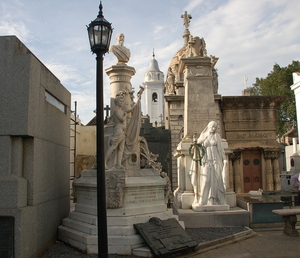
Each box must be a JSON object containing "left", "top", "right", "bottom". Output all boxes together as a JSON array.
[{"left": 106, "top": 172, "right": 125, "bottom": 209}]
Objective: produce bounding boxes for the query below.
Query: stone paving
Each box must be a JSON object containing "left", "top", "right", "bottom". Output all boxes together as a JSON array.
[
  {"left": 39, "top": 202, "right": 300, "bottom": 257},
  {"left": 39, "top": 229, "right": 300, "bottom": 258},
  {"left": 188, "top": 230, "right": 300, "bottom": 258}
]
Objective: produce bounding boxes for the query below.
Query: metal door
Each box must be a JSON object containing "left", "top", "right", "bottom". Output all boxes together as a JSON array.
[{"left": 243, "top": 150, "right": 262, "bottom": 192}]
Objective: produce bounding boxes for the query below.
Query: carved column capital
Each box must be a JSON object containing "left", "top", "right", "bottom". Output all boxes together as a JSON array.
[
  {"left": 263, "top": 149, "right": 281, "bottom": 160},
  {"left": 229, "top": 150, "right": 242, "bottom": 160}
]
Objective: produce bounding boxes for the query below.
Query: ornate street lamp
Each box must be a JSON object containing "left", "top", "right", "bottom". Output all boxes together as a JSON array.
[{"left": 87, "top": 2, "right": 113, "bottom": 258}]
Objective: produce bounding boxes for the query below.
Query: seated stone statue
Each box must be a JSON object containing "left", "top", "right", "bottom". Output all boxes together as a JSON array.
[
  {"left": 109, "top": 33, "right": 131, "bottom": 65},
  {"left": 189, "top": 121, "right": 227, "bottom": 206}
]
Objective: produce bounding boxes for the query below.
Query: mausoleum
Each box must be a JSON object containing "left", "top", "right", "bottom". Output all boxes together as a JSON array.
[
  {"left": 164, "top": 12, "right": 285, "bottom": 201},
  {"left": 0, "top": 36, "right": 71, "bottom": 258}
]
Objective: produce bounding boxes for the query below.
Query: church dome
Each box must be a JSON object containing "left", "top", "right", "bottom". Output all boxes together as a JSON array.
[
  {"left": 144, "top": 53, "right": 164, "bottom": 82},
  {"left": 148, "top": 55, "right": 160, "bottom": 72},
  {"left": 168, "top": 47, "right": 185, "bottom": 71}
]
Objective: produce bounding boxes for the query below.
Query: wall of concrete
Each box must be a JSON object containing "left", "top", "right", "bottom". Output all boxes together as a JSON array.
[{"left": 0, "top": 36, "right": 71, "bottom": 258}]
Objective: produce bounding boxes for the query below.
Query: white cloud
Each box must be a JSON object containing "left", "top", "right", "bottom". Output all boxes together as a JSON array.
[
  {"left": 182, "top": 0, "right": 300, "bottom": 96},
  {"left": 0, "top": 20, "right": 31, "bottom": 41},
  {"left": 1, "top": 0, "right": 299, "bottom": 122},
  {"left": 185, "top": 0, "right": 205, "bottom": 11},
  {"left": 45, "top": 63, "right": 87, "bottom": 86}
]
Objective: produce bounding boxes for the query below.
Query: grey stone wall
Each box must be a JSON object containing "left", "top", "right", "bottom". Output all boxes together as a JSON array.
[
  {"left": 164, "top": 96, "right": 184, "bottom": 190},
  {"left": 0, "top": 36, "right": 71, "bottom": 258}
]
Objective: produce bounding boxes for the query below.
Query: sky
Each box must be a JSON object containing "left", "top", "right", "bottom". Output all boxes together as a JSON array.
[{"left": 1, "top": 0, "right": 300, "bottom": 125}]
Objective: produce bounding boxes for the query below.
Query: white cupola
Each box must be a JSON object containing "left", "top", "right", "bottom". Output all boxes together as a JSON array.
[{"left": 143, "top": 52, "right": 165, "bottom": 126}]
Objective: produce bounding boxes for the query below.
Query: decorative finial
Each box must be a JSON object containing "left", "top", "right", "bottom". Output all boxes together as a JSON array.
[
  {"left": 244, "top": 75, "right": 248, "bottom": 89},
  {"left": 153, "top": 48, "right": 155, "bottom": 58},
  {"left": 181, "top": 11, "right": 192, "bottom": 29},
  {"left": 98, "top": 1, "right": 104, "bottom": 18}
]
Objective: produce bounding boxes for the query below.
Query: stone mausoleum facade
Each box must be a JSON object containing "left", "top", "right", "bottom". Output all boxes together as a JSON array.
[
  {"left": 164, "top": 12, "right": 285, "bottom": 195},
  {"left": 222, "top": 96, "right": 285, "bottom": 193}
]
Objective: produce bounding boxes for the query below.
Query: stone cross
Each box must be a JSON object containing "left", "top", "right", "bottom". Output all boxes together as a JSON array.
[
  {"left": 104, "top": 105, "right": 110, "bottom": 118},
  {"left": 104, "top": 105, "right": 110, "bottom": 124},
  {"left": 181, "top": 11, "right": 192, "bottom": 29}
]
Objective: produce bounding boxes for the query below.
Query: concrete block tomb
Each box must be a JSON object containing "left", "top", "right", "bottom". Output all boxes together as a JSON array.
[{"left": 0, "top": 36, "right": 71, "bottom": 258}]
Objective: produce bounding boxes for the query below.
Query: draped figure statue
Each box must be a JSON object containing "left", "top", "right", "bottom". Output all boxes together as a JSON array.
[
  {"left": 105, "top": 87, "right": 144, "bottom": 169},
  {"left": 189, "top": 121, "right": 227, "bottom": 207}
]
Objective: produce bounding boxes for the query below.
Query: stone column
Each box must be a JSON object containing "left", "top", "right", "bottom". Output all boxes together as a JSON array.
[
  {"left": 223, "top": 143, "right": 235, "bottom": 207},
  {"left": 291, "top": 73, "right": 300, "bottom": 145},
  {"left": 273, "top": 157, "right": 281, "bottom": 190},
  {"left": 105, "top": 65, "right": 136, "bottom": 111},
  {"left": 264, "top": 149, "right": 281, "bottom": 191},
  {"left": 173, "top": 152, "right": 185, "bottom": 208},
  {"left": 264, "top": 150, "right": 274, "bottom": 191},
  {"left": 228, "top": 153, "right": 235, "bottom": 191},
  {"left": 173, "top": 141, "right": 194, "bottom": 209},
  {"left": 232, "top": 150, "right": 242, "bottom": 193}
]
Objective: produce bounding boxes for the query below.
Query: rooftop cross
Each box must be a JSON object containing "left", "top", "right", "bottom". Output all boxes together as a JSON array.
[
  {"left": 104, "top": 104, "right": 110, "bottom": 124},
  {"left": 181, "top": 11, "right": 192, "bottom": 29}
]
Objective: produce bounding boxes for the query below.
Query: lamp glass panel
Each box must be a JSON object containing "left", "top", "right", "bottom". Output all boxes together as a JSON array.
[
  {"left": 94, "top": 25, "right": 101, "bottom": 45},
  {"left": 88, "top": 27, "right": 95, "bottom": 47},
  {"left": 101, "top": 26, "right": 108, "bottom": 46}
]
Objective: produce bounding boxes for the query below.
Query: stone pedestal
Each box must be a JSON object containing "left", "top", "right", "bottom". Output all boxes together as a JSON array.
[
  {"left": 105, "top": 65, "right": 135, "bottom": 111},
  {"left": 173, "top": 206, "right": 249, "bottom": 228},
  {"left": 179, "top": 57, "right": 218, "bottom": 139},
  {"left": 173, "top": 139, "right": 235, "bottom": 210},
  {"left": 192, "top": 204, "right": 229, "bottom": 212},
  {"left": 283, "top": 215, "right": 299, "bottom": 237},
  {"left": 58, "top": 169, "right": 182, "bottom": 256}
]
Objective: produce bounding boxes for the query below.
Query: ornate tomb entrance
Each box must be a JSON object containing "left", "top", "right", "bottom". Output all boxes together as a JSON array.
[{"left": 243, "top": 150, "right": 262, "bottom": 192}]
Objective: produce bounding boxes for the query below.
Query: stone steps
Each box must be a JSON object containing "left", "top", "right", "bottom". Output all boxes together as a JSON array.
[
  {"left": 58, "top": 225, "right": 98, "bottom": 254},
  {"left": 62, "top": 217, "right": 97, "bottom": 235}
]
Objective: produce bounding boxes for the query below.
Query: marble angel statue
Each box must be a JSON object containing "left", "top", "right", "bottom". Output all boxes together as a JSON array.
[{"left": 189, "top": 121, "right": 227, "bottom": 207}]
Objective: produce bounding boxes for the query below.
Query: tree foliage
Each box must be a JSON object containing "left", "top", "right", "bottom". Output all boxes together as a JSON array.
[{"left": 251, "top": 61, "right": 299, "bottom": 136}]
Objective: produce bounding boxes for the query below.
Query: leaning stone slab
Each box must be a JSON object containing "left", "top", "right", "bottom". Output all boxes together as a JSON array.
[{"left": 134, "top": 217, "right": 197, "bottom": 256}]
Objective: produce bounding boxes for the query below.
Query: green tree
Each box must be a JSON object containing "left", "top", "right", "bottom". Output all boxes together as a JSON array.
[{"left": 251, "top": 61, "right": 299, "bottom": 136}]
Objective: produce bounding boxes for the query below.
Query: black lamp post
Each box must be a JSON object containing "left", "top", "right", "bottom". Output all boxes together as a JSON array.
[{"left": 87, "top": 2, "right": 112, "bottom": 258}]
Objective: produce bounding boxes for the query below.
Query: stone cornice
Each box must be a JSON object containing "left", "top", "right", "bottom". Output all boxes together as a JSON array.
[
  {"left": 164, "top": 95, "right": 184, "bottom": 102},
  {"left": 221, "top": 96, "right": 286, "bottom": 110},
  {"left": 105, "top": 65, "right": 136, "bottom": 76},
  {"left": 179, "top": 57, "right": 212, "bottom": 73}
]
